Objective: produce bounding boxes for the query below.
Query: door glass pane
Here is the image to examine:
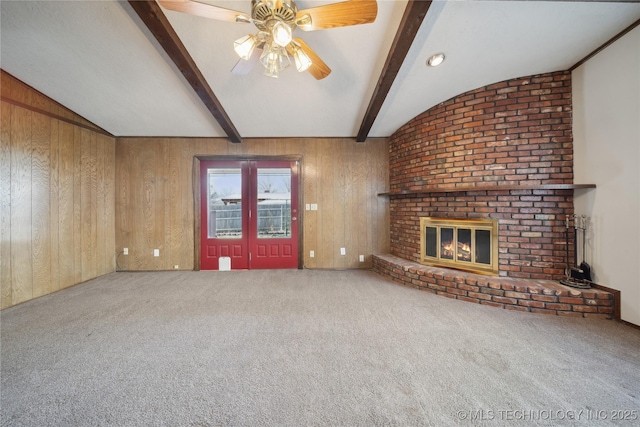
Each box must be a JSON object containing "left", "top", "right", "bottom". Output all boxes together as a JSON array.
[
  {"left": 457, "top": 228, "right": 471, "bottom": 263},
  {"left": 476, "top": 229, "right": 491, "bottom": 265},
  {"left": 257, "top": 168, "right": 291, "bottom": 239},
  {"left": 208, "top": 168, "right": 242, "bottom": 239},
  {"left": 440, "top": 228, "right": 454, "bottom": 260},
  {"left": 425, "top": 227, "right": 437, "bottom": 257}
]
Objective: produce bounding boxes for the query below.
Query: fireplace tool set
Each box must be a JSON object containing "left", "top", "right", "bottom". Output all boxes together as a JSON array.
[{"left": 560, "top": 214, "right": 592, "bottom": 289}]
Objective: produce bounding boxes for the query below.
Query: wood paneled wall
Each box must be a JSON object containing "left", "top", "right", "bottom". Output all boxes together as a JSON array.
[
  {"left": 115, "top": 138, "right": 389, "bottom": 270},
  {"left": 1, "top": 72, "right": 116, "bottom": 309}
]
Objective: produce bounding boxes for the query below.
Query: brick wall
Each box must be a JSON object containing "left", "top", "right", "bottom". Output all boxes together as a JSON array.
[
  {"left": 373, "top": 254, "right": 614, "bottom": 318},
  {"left": 389, "top": 71, "right": 574, "bottom": 280}
]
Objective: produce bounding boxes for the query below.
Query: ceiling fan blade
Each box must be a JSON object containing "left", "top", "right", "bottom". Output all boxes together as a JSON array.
[
  {"left": 156, "top": 0, "right": 251, "bottom": 23},
  {"left": 294, "top": 38, "right": 331, "bottom": 80},
  {"left": 296, "top": 0, "right": 377, "bottom": 31},
  {"left": 231, "top": 47, "right": 262, "bottom": 75}
]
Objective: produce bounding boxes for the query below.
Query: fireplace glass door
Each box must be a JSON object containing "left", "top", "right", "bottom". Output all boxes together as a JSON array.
[{"left": 421, "top": 218, "right": 498, "bottom": 275}]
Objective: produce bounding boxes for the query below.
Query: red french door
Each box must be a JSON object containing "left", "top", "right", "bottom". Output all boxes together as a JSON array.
[
  {"left": 200, "top": 160, "right": 250, "bottom": 270},
  {"left": 200, "top": 159, "right": 299, "bottom": 270}
]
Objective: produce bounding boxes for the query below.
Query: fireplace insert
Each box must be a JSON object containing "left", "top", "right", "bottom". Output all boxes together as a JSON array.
[{"left": 420, "top": 217, "right": 499, "bottom": 275}]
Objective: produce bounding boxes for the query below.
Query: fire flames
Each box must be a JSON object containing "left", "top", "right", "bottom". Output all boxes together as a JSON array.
[
  {"left": 457, "top": 241, "right": 471, "bottom": 262},
  {"left": 441, "top": 241, "right": 454, "bottom": 259},
  {"left": 441, "top": 240, "right": 471, "bottom": 262}
]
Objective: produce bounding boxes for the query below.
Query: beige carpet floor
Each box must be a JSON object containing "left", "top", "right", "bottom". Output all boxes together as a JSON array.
[{"left": 1, "top": 269, "right": 639, "bottom": 426}]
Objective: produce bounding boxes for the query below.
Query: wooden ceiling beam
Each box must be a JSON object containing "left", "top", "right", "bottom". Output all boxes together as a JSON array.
[
  {"left": 127, "top": 0, "right": 242, "bottom": 143},
  {"left": 356, "top": 1, "right": 432, "bottom": 143}
]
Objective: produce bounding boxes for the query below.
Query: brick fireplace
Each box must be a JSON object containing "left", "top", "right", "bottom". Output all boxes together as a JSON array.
[
  {"left": 385, "top": 71, "right": 582, "bottom": 282},
  {"left": 371, "top": 70, "right": 613, "bottom": 317}
]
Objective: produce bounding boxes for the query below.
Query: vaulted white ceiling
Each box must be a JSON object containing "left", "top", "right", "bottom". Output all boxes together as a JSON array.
[{"left": 2, "top": 1, "right": 639, "bottom": 140}]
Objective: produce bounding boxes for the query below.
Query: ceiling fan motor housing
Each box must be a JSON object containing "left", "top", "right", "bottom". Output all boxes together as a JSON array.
[{"left": 252, "top": 0, "right": 298, "bottom": 32}]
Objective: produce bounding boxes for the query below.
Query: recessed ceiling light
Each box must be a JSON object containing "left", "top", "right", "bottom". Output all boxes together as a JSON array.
[{"left": 427, "top": 53, "right": 445, "bottom": 67}]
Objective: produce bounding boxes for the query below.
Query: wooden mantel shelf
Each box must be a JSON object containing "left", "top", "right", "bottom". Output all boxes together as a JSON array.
[{"left": 378, "top": 183, "right": 596, "bottom": 197}]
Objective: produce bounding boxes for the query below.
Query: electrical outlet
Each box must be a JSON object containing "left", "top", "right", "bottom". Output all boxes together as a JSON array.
[
  {"left": 153, "top": 249, "right": 160, "bottom": 257},
  {"left": 123, "top": 247, "right": 128, "bottom": 255},
  {"left": 311, "top": 204, "right": 318, "bottom": 211},
  {"left": 359, "top": 255, "right": 365, "bottom": 262},
  {"left": 340, "top": 247, "right": 346, "bottom": 256},
  {"left": 174, "top": 265, "right": 179, "bottom": 269},
  {"left": 310, "top": 250, "right": 315, "bottom": 258}
]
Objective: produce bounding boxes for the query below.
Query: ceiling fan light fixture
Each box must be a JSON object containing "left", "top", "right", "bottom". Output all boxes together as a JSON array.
[
  {"left": 427, "top": 53, "right": 445, "bottom": 67},
  {"left": 260, "top": 42, "right": 291, "bottom": 78},
  {"left": 272, "top": 21, "right": 293, "bottom": 47},
  {"left": 293, "top": 45, "right": 312, "bottom": 72},
  {"left": 158, "top": 0, "right": 378, "bottom": 80},
  {"left": 234, "top": 34, "right": 258, "bottom": 60}
]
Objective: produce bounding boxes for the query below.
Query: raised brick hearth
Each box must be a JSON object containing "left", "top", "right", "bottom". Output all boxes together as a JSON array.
[
  {"left": 373, "top": 254, "right": 614, "bottom": 318},
  {"left": 388, "top": 71, "right": 579, "bottom": 281}
]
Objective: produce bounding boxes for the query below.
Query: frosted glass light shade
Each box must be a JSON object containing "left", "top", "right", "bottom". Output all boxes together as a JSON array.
[
  {"left": 234, "top": 34, "right": 257, "bottom": 60},
  {"left": 272, "top": 21, "right": 293, "bottom": 47},
  {"left": 293, "top": 47, "right": 312, "bottom": 72}
]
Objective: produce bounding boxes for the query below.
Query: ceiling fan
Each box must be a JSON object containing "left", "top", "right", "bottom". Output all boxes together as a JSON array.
[{"left": 156, "top": 0, "right": 378, "bottom": 79}]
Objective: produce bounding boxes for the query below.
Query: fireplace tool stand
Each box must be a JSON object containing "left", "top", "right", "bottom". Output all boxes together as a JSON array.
[{"left": 560, "top": 214, "right": 592, "bottom": 289}]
